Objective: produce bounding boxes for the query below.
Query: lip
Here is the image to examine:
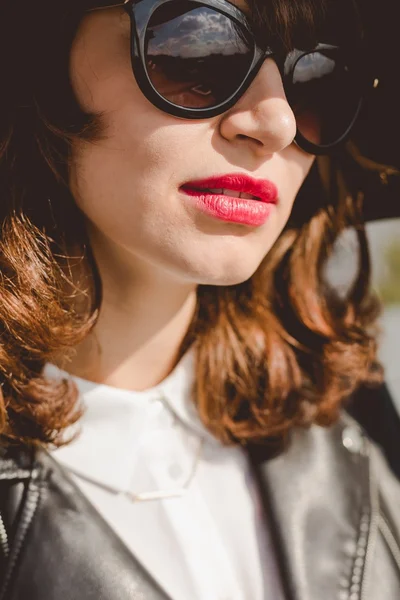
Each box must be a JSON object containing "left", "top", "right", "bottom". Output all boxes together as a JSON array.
[
  {"left": 180, "top": 173, "right": 278, "bottom": 204},
  {"left": 179, "top": 173, "right": 278, "bottom": 227}
]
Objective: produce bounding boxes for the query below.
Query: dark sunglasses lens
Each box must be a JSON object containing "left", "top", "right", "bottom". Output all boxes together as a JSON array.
[
  {"left": 290, "top": 49, "right": 361, "bottom": 147},
  {"left": 145, "top": 2, "right": 254, "bottom": 109}
]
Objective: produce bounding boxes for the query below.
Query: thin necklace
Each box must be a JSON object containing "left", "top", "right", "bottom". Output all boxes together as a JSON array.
[{"left": 70, "top": 437, "right": 204, "bottom": 503}]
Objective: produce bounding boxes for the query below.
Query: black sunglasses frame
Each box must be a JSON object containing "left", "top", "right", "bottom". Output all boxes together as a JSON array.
[{"left": 95, "top": 0, "right": 372, "bottom": 155}]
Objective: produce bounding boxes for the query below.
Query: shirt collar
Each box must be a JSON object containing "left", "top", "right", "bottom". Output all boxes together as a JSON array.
[{"left": 44, "top": 348, "right": 216, "bottom": 491}]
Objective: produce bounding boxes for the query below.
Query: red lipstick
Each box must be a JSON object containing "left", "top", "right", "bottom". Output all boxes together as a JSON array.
[{"left": 180, "top": 173, "right": 278, "bottom": 226}]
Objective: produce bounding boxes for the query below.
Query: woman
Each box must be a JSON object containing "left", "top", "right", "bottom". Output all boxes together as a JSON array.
[{"left": 0, "top": 0, "right": 399, "bottom": 598}]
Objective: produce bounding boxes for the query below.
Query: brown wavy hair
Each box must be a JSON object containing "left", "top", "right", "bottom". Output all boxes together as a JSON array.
[{"left": 0, "top": 0, "right": 383, "bottom": 447}]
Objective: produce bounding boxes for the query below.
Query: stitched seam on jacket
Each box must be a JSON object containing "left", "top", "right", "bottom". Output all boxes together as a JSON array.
[
  {"left": 0, "top": 511, "right": 9, "bottom": 559},
  {"left": 345, "top": 504, "right": 371, "bottom": 600},
  {"left": 378, "top": 513, "right": 400, "bottom": 573},
  {"left": 0, "top": 475, "right": 42, "bottom": 600},
  {"left": 0, "top": 469, "right": 36, "bottom": 481},
  {"left": 0, "top": 457, "right": 38, "bottom": 481}
]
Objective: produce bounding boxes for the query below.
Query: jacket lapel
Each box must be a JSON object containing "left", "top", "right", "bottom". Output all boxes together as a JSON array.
[
  {"left": 249, "top": 416, "right": 374, "bottom": 600},
  {"left": 6, "top": 450, "right": 172, "bottom": 600}
]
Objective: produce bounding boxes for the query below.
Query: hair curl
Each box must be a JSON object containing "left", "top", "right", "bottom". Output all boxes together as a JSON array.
[{"left": 0, "top": 0, "right": 383, "bottom": 447}]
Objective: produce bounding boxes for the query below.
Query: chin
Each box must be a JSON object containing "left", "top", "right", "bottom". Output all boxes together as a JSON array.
[
  {"left": 157, "top": 239, "right": 275, "bottom": 287},
  {"left": 183, "top": 261, "right": 263, "bottom": 287},
  {"left": 214, "top": 271, "right": 258, "bottom": 286}
]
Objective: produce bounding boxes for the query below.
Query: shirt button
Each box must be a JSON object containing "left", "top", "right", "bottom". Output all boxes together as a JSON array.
[
  {"left": 150, "top": 396, "right": 164, "bottom": 412},
  {"left": 168, "top": 463, "right": 183, "bottom": 479}
]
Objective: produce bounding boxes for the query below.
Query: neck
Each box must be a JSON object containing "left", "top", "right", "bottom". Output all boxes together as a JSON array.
[{"left": 62, "top": 232, "right": 198, "bottom": 391}]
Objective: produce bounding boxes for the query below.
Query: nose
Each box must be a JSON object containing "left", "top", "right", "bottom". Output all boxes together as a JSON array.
[{"left": 219, "top": 59, "right": 297, "bottom": 157}]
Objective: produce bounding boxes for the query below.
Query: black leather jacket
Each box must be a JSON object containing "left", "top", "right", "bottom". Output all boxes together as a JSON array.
[{"left": 1, "top": 389, "right": 400, "bottom": 600}]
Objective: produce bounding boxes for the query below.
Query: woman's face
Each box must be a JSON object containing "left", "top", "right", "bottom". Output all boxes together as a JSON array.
[{"left": 69, "top": 3, "right": 315, "bottom": 286}]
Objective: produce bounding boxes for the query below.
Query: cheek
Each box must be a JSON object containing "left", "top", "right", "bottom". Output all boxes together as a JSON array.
[
  {"left": 69, "top": 128, "right": 176, "bottom": 234},
  {"left": 68, "top": 110, "right": 204, "bottom": 273}
]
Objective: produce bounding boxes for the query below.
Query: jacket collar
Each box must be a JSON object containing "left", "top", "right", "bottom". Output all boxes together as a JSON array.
[{"left": 249, "top": 414, "right": 375, "bottom": 600}]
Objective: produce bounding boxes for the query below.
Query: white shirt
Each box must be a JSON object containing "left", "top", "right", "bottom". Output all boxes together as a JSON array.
[{"left": 45, "top": 351, "right": 284, "bottom": 600}]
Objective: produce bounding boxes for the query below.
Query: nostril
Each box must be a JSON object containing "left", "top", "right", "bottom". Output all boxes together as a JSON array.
[{"left": 237, "top": 134, "right": 263, "bottom": 146}]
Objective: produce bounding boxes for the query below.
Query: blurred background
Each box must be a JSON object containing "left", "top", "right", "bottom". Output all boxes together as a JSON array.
[
  {"left": 327, "top": 220, "right": 400, "bottom": 411},
  {"left": 368, "top": 220, "right": 400, "bottom": 408}
]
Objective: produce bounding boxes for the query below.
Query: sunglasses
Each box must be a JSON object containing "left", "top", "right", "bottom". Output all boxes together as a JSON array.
[{"left": 95, "top": 0, "right": 371, "bottom": 155}]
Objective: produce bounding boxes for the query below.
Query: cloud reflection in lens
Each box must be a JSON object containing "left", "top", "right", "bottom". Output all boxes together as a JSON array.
[{"left": 145, "top": 4, "right": 253, "bottom": 108}]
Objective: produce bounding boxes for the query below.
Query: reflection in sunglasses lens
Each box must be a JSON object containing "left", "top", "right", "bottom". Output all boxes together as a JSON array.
[
  {"left": 145, "top": 3, "right": 254, "bottom": 108},
  {"left": 291, "top": 50, "right": 360, "bottom": 146}
]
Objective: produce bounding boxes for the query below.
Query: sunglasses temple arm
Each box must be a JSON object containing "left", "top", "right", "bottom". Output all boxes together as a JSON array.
[{"left": 88, "top": 0, "right": 129, "bottom": 11}]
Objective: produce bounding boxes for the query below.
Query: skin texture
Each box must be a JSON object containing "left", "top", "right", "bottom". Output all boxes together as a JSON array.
[{"left": 66, "top": 2, "right": 315, "bottom": 389}]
